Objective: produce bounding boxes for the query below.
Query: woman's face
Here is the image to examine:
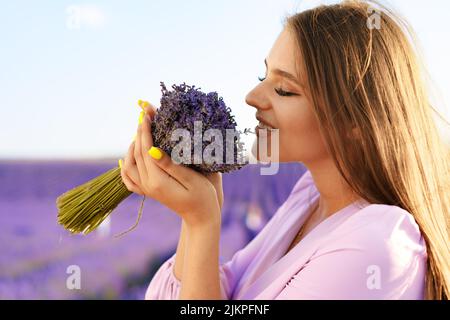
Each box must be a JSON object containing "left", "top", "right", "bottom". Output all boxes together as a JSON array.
[{"left": 245, "top": 28, "right": 330, "bottom": 165}]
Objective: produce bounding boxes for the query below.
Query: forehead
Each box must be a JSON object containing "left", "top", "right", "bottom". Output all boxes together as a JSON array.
[{"left": 267, "top": 28, "right": 300, "bottom": 74}]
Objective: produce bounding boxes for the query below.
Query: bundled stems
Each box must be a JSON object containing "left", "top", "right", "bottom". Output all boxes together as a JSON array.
[{"left": 57, "top": 167, "right": 132, "bottom": 235}]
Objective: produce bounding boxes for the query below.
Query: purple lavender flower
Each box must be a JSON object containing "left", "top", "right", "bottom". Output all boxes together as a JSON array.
[{"left": 151, "top": 82, "right": 248, "bottom": 173}]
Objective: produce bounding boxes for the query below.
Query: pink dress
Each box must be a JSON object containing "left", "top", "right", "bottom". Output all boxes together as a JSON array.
[{"left": 145, "top": 170, "right": 427, "bottom": 299}]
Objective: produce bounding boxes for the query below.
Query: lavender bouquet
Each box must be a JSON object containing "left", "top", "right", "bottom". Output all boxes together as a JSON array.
[{"left": 56, "top": 82, "right": 248, "bottom": 235}]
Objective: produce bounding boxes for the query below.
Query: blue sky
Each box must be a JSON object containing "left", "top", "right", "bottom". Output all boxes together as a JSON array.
[{"left": 1, "top": 0, "right": 449, "bottom": 159}]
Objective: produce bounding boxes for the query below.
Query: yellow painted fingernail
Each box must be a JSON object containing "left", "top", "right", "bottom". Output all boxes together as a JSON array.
[
  {"left": 138, "top": 100, "right": 145, "bottom": 110},
  {"left": 148, "top": 146, "right": 162, "bottom": 160},
  {"left": 133, "top": 134, "right": 137, "bottom": 141},
  {"left": 118, "top": 159, "right": 123, "bottom": 168},
  {"left": 138, "top": 99, "right": 150, "bottom": 111},
  {"left": 138, "top": 111, "right": 145, "bottom": 124}
]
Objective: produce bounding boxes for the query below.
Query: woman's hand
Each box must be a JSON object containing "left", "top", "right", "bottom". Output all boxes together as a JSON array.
[{"left": 119, "top": 103, "right": 222, "bottom": 228}]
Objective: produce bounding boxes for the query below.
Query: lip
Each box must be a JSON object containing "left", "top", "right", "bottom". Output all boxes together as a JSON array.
[{"left": 255, "top": 115, "right": 276, "bottom": 129}]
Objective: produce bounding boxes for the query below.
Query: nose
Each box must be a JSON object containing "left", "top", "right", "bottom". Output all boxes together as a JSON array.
[{"left": 245, "top": 84, "right": 271, "bottom": 111}]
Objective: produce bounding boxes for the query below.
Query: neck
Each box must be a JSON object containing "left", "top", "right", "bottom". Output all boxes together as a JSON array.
[{"left": 304, "top": 157, "right": 359, "bottom": 219}]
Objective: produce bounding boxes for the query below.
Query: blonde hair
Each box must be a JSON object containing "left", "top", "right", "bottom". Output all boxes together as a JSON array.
[{"left": 285, "top": 0, "right": 450, "bottom": 299}]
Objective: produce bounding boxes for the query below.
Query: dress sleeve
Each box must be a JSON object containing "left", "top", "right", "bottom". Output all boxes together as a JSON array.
[
  {"left": 145, "top": 170, "right": 312, "bottom": 300},
  {"left": 275, "top": 206, "right": 427, "bottom": 300}
]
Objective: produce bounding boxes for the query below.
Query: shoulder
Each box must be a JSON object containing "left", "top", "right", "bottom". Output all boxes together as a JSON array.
[
  {"left": 341, "top": 204, "right": 425, "bottom": 247},
  {"left": 318, "top": 203, "right": 427, "bottom": 284},
  {"left": 309, "top": 204, "right": 427, "bottom": 299},
  {"left": 289, "top": 171, "right": 426, "bottom": 258}
]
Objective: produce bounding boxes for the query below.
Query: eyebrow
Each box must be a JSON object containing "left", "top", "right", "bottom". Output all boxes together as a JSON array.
[{"left": 264, "top": 58, "right": 302, "bottom": 86}]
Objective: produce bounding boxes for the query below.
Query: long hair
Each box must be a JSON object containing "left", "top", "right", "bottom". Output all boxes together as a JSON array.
[{"left": 285, "top": 0, "right": 450, "bottom": 299}]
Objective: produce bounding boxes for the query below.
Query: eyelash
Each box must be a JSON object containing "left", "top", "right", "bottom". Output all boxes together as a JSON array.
[{"left": 257, "top": 76, "right": 298, "bottom": 97}]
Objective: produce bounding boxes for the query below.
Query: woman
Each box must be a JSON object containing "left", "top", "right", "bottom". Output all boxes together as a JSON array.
[{"left": 120, "top": 0, "right": 450, "bottom": 299}]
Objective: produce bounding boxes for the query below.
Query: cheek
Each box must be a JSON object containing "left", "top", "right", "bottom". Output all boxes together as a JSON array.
[{"left": 278, "top": 105, "right": 329, "bottom": 162}]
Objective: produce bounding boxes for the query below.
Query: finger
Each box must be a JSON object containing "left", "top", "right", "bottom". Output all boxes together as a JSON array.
[
  {"left": 205, "top": 172, "right": 223, "bottom": 208},
  {"left": 134, "top": 114, "right": 149, "bottom": 181},
  {"left": 148, "top": 146, "right": 199, "bottom": 188},
  {"left": 134, "top": 113, "right": 188, "bottom": 199},
  {"left": 140, "top": 113, "right": 154, "bottom": 171},
  {"left": 124, "top": 141, "right": 136, "bottom": 165},
  {"left": 125, "top": 142, "right": 184, "bottom": 199},
  {"left": 123, "top": 142, "right": 142, "bottom": 186},
  {"left": 138, "top": 100, "right": 157, "bottom": 119},
  {"left": 139, "top": 113, "right": 172, "bottom": 185},
  {"left": 121, "top": 168, "right": 144, "bottom": 195},
  {"left": 205, "top": 172, "right": 222, "bottom": 186}
]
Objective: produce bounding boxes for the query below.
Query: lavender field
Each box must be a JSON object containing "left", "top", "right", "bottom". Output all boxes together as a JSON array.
[{"left": 0, "top": 160, "right": 305, "bottom": 299}]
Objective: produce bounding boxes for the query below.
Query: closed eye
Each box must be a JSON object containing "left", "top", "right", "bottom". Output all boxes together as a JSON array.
[
  {"left": 258, "top": 76, "right": 299, "bottom": 97},
  {"left": 274, "top": 87, "right": 298, "bottom": 97}
]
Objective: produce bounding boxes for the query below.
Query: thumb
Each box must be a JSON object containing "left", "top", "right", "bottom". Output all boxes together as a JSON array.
[{"left": 148, "top": 146, "right": 196, "bottom": 187}]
